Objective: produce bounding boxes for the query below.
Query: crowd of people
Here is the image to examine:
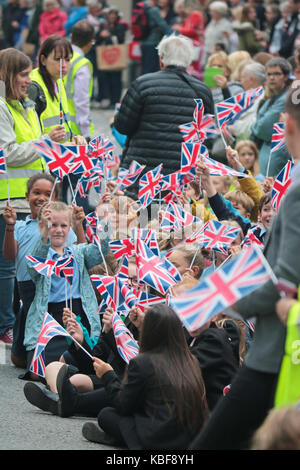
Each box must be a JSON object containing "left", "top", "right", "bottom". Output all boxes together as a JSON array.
[{"left": 0, "top": 0, "right": 300, "bottom": 452}]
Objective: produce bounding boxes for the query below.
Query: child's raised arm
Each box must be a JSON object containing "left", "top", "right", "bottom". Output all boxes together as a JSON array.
[
  {"left": 3, "top": 202, "right": 18, "bottom": 260},
  {"left": 71, "top": 203, "right": 86, "bottom": 244},
  {"left": 196, "top": 161, "right": 216, "bottom": 198}
]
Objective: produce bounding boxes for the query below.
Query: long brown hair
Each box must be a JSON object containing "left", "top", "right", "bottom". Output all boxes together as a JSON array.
[
  {"left": 37, "top": 35, "right": 73, "bottom": 100},
  {"left": 0, "top": 48, "right": 32, "bottom": 101},
  {"left": 139, "top": 305, "right": 209, "bottom": 435}
]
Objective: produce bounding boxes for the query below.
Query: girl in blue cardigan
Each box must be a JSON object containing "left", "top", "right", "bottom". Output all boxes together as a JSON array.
[{"left": 24, "top": 201, "right": 110, "bottom": 379}]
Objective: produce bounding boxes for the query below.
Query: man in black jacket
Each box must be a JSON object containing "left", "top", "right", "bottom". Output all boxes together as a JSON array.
[{"left": 114, "top": 34, "right": 214, "bottom": 182}]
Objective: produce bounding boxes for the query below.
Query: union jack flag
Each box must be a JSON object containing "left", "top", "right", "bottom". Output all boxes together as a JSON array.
[
  {"left": 170, "top": 245, "right": 272, "bottom": 332},
  {"left": 54, "top": 255, "right": 74, "bottom": 285},
  {"left": 114, "top": 160, "right": 145, "bottom": 192},
  {"left": 179, "top": 99, "right": 218, "bottom": 143},
  {"left": 160, "top": 201, "right": 201, "bottom": 232},
  {"left": 185, "top": 225, "right": 205, "bottom": 243},
  {"left": 91, "top": 274, "right": 136, "bottom": 312},
  {"left": 0, "top": 148, "right": 6, "bottom": 174},
  {"left": 196, "top": 219, "right": 241, "bottom": 255},
  {"left": 112, "top": 312, "right": 139, "bottom": 363},
  {"left": 26, "top": 255, "right": 56, "bottom": 277},
  {"left": 202, "top": 154, "right": 248, "bottom": 178},
  {"left": 181, "top": 143, "right": 208, "bottom": 172},
  {"left": 136, "top": 290, "right": 167, "bottom": 312},
  {"left": 109, "top": 238, "right": 135, "bottom": 260},
  {"left": 135, "top": 239, "right": 177, "bottom": 295},
  {"left": 90, "top": 275, "right": 115, "bottom": 310},
  {"left": 117, "top": 255, "right": 129, "bottom": 280},
  {"left": 68, "top": 145, "right": 99, "bottom": 175},
  {"left": 113, "top": 167, "right": 130, "bottom": 193},
  {"left": 132, "top": 228, "right": 160, "bottom": 257},
  {"left": 117, "top": 278, "right": 137, "bottom": 311},
  {"left": 161, "top": 255, "right": 182, "bottom": 283},
  {"left": 33, "top": 139, "right": 74, "bottom": 179},
  {"left": 85, "top": 211, "right": 103, "bottom": 249},
  {"left": 29, "top": 312, "right": 70, "bottom": 377},
  {"left": 216, "top": 87, "right": 264, "bottom": 129},
  {"left": 77, "top": 172, "right": 102, "bottom": 198},
  {"left": 106, "top": 153, "right": 120, "bottom": 170},
  {"left": 160, "top": 171, "right": 184, "bottom": 193},
  {"left": 161, "top": 171, "right": 186, "bottom": 204},
  {"left": 88, "top": 136, "right": 115, "bottom": 160},
  {"left": 138, "top": 164, "right": 163, "bottom": 209},
  {"left": 193, "top": 98, "right": 204, "bottom": 130},
  {"left": 271, "top": 160, "right": 294, "bottom": 211},
  {"left": 242, "top": 231, "right": 264, "bottom": 249},
  {"left": 271, "top": 122, "right": 285, "bottom": 153}
]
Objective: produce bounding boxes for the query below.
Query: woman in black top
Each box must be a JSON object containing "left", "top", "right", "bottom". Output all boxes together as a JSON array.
[{"left": 82, "top": 305, "right": 209, "bottom": 449}]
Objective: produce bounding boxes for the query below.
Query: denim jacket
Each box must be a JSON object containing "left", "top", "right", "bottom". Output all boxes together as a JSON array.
[{"left": 24, "top": 237, "right": 110, "bottom": 351}]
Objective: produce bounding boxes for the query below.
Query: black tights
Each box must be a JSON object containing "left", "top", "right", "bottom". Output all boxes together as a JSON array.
[
  {"left": 98, "top": 407, "right": 126, "bottom": 445},
  {"left": 75, "top": 387, "right": 112, "bottom": 417}
]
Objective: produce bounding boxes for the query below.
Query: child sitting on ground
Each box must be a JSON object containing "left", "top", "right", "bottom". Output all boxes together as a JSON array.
[{"left": 24, "top": 201, "right": 110, "bottom": 378}]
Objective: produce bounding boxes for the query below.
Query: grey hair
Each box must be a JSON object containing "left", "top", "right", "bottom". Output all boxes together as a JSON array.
[
  {"left": 174, "top": 0, "right": 185, "bottom": 12},
  {"left": 266, "top": 57, "right": 292, "bottom": 75},
  {"left": 243, "top": 62, "right": 266, "bottom": 84},
  {"left": 87, "top": 0, "right": 100, "bottom": 8},
  {"left": 157, "top": 34, "right": 194, "bottom": 68},
  {"left": 280, "top": 1, "right": 290, "bottom": 12}
]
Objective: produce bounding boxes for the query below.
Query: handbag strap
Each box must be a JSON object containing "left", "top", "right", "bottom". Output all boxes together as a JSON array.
[{"left": 173, "top": 69, "right": 199, "bottom": 96}]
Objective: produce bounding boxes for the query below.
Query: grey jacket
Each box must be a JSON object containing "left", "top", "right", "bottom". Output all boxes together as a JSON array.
[{"left": 236, "top": 163, "right": 300, "bottom": 373}]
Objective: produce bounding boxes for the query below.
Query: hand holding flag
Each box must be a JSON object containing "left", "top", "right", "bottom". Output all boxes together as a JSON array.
[{"left": 30, "top": 312, "right": 93, "bottom": 377}]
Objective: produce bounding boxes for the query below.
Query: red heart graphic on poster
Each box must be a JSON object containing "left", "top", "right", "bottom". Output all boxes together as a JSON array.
[{"left": 102, "top": 47, "right": 121, "bottom": 65}]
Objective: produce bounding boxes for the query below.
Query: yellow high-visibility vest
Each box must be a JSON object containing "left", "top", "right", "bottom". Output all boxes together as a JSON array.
[
  {"left": 30, "top": 68, "right": 71, "bottom": 140},
  {"left": 63, "top": 50, "right": 94, "bottom": 137},
  {"left": 0, "top": 99, "right": 45, "bottom": 200},
  {"left": 274, "top": 287, "right": 300, "bottom": 408}
]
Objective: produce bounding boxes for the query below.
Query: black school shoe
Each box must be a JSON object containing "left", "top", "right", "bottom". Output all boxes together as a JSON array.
[
  {"left": 23, "top": 382, "right": 59, "bottom": 415},
  {"left": 82, "top": 422, "right": 119, "bottom": 446},
  {"left": 56, "top": 364, "right": 79, "bottom": 418}
]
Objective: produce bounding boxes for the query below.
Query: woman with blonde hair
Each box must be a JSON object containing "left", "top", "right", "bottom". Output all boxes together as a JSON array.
[
  {"left": 206, "top": 50, "right": 244, "bottom": 103},
  {"left": 227, "top": 50, "right": 251, "bottom": 82}
]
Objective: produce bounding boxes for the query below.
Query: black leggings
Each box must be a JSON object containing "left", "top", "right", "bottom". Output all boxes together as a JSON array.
[
  {"left": 98, "top": 407, "right": 126, "bottom": 445},
  {"left": 189, "top": 365, "right": 278, "bottom": 450}
]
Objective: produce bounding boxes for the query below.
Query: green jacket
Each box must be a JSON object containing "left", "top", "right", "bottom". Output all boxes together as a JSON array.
[
  {"left": 232, "top": 21, "right": 264, "bottom": 56},
  {"left": 142, "top": 1, "right": 171, "bottom": 45}
]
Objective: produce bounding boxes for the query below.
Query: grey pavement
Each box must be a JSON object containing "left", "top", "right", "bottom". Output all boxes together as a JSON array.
[{"left": 0, "top": 346, "right": 122, "bottom": 451}]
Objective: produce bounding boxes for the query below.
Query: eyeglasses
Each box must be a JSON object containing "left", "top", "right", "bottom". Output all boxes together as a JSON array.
[
  {"left": 128, "top": 277, "right": 138, "bottom": 286},
  {"left": 266, "top": 72, "right": 284, "bottom": 77}
]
